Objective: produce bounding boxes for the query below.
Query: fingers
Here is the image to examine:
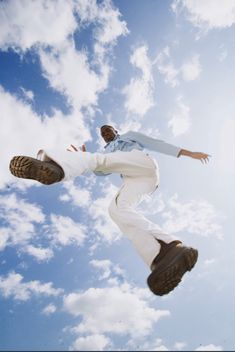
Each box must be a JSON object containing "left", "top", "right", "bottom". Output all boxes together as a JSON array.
[
  {"left": 71, "top": 144, "right": 78, "bottom": 151},
  {"left": 200, "top": 154, "right": 211, "bottom": 164},
  {"left": 67, "top": 144, "right": 86, "bottom": 152}
]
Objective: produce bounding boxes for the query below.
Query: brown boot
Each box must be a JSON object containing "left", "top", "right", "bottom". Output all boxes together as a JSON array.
[
  {"left": 9, "top": 156, "right": 64, "bottom": 185},
  {"left": 147, "top": 240, "right": 198, "bottom": 296}
]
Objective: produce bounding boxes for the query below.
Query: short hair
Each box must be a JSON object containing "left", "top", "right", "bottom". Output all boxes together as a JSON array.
[
  {"left": 100, "top": 125, "right": 118, "bottom": 133},
  {"left": 100, "top": 124, "right": 113, "bottom": 130}
]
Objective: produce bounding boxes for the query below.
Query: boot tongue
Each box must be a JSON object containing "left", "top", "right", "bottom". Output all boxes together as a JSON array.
[{"left": 151, "top": 240, "right": 182, "bottom": 271}]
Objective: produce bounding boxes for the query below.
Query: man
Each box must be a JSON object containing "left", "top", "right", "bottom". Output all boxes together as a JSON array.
[{"left": 9, "top": 125, "right": 210, "bottom": 296}]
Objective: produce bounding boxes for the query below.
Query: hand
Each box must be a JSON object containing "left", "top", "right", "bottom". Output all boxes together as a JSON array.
[
  {"left": 190, "top": 152, "right": 211, "bottom": 164},
  {"left": 66, "top": 144, "right": 86, "bottom": 152}
]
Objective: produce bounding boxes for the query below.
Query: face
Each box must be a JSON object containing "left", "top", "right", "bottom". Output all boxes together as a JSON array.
[{"left": 100, "top": 125, "right": 117, "bottom": 143}]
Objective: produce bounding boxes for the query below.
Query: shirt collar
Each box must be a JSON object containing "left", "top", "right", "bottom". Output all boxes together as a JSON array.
[{"left": 104, "top": 134, "right": 119, "bottom": 148}]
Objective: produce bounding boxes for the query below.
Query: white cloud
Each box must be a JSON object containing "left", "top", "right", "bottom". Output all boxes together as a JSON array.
[
  {"left": 59, "top": 180, "right": 92, "bottom": 208},
  {"left": 75, "top": 0, "right": 129, "bottom": 46},
  {"left": 181, "top": 55, "right": 201, "bottom": 81},
  {"left": 0, "top": 0, "right": 77, "bottom": 51},
  {"left": 154, "top": 46, "right": 180, "bottom": 88},
  {"left": 195, "top": 344, "right": 223, "bottom": 351},
  {"left": 24, "top": 245, "right": 54, "bottom": 262},
  {"left": 168, "top": 96, "right": 191, "bottom": 136},
  {"left": 0, "top": 192, "right": 89, "bottom": 259},
  {"left": 146, "top": 338, "right": 169, "bottom": 351},
  {"left": 161, "top": 194, "right": 224, "bottom": 239},
  {"left": 154, "top": 48, "right": 201, "bottom": 87},
  {"left": 37, "top": 0, "right": 128, "bottom": 112},
  {"left": 39, "top": 43, "right": 109, "bottom": 111},
  {"left": 140, "top": 192, "right": 224, "bottom": 239},
  {"left": 42, "top": 303, "right": 57, "bottom": 316},
  {"left": 218, "top": 50, "right": 228, "bottom": 62},
  {"left": 0, "top": 193, "right": 45, "bottom": 250},
  {"left": 48, "top": 214, "right": 87, "bottom": 247},
  {"left": 64, "top": 284, "right": 170, "bottom": 338},
  {"left": 174, "top": 341, "right": 187, "bottom": 350},
  {"left": 122, "top": 45, "right": 155, "bottom": 116},
  {"left": 89, "top": 259, "right": 112, "bottom": 280},
  {"left": 89, "top": 259, "right": 125, "bottom": 283},
  {"left": 20, "top": 87, "right": 34, "bottom": 101},
  {"left": 0, "top": 272, "right": 63, "bottom": 301},
  {"left": 172, "top": 0, "right": 235, "bottom": 32},
  {"left": 204, "top": 258, "right": 216, "bottom": 266},
  {"left": 70, "top": 334, "right": 111, "bottom": 351},
  {"left": 128, "top": 337, "right": 170, "bottom": 351}
]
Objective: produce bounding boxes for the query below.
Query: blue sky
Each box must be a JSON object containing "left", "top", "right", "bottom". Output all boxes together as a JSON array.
[{"left": 1, "top": 0, "right": 235, "bottom": 350}]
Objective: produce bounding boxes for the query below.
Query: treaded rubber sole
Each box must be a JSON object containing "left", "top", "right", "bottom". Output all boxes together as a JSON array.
[
  {"left": 9, "top": 156, "right": 62, "bottom": 185},
  {"left": 147, "top": 247, "right": 198, "bottom": 296}
]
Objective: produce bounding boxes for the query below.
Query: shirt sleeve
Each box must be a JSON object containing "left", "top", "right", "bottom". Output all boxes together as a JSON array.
[{"left": 122, "top": 131, "right": 182, "bottom": 157}]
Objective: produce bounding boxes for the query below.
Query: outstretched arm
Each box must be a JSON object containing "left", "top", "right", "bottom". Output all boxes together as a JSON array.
[{"left": 178, "top": 149, "right": 211, "bottom": 164}]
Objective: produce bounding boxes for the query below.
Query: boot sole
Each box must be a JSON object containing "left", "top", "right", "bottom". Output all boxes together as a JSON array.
[
  {"left": 147, "top": 247, "right": 198, "bottom": 296},
  {"left": 9, "top": 156, "right": 61, "bottom": 185}
]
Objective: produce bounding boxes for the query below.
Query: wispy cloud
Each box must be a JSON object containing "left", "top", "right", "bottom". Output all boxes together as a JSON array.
[
  {"left": 0, "top": 272, "right": 63, "bottom": 301},
  {"left": 154, "top": 46, "right": 180, "bottom": 87},
  {"left": 70, "top": 334, "right": 111, "bottom": 351},
  {"left": 172, "top": 0, "right": 235, "bottom": 33},
  {"left": 59, "top": 180, "right": 92, "bottom": 208},
  {"left": 181, "top": 54, "right": 201, "bottom": 81},
  {"left": 218, "top": 48, "right": 228, "bottom": 62},
  {"left": 0, "top": 193, "right": 45, "bottom": 250},
  {"left": 47, "top": 214, "right": 87, "bottom": 247},
  {"left": 20, "top": 87, "right": 34, "bottom": 101},
  {"left": 42, "top": 303, "right": 57, "bottom": 316},
  {"left": 23, "top": 245, "right": 54, "bottom": 262},
  {"left": 140, "top": 192, "right": 224, "bottom": 239},
  {"left": 204, "top": 258, "right": 216, "bottom": 266},
  {"left": 161, "top": 194, "right": 224, "bottom": 239},
  {"left": 168, "top": 95, "right": 191, "bottom": 136},
  {"left": 154, "top": 47, "right": 201, "bottom": 87},
  {"left": 122, "top": 45, "right": 155, "bottom": 116},
  {"left": 89, "top": 259, "right": 112, "bottom": 280},
  {"left": 140, "top": 338, "right": 169, "bottom": 351},
  {"left": 0, "top": 192, "right": 88, "bottom": 260},
  {"left": 174, "top": 341, "right": 187, "bottom": 350},
  {"left": 89, "top": 259, "right": 125, "bottom": 283}
]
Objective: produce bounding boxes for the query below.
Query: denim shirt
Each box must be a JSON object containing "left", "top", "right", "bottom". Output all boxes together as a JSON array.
[{"left": 94, "top": 131, "right": 181, "bottom": 176}]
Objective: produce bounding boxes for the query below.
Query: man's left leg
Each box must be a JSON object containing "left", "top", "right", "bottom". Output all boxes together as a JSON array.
[{"left": 108, "top": 175, "right": 198, "bottom": 296}]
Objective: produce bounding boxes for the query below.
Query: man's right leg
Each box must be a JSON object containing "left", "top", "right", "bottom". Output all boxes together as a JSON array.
[{"left": 9, "top": 149, "right": 158, "bottom": 183}]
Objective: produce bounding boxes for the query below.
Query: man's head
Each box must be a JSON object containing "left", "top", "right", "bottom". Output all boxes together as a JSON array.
[{"left": 100, "top": 125, "right": 118, "bottom": 143}]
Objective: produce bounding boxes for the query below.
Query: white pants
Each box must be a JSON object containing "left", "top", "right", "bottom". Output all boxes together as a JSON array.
[{"left": 39, "top": 148, "right": 179, "bottom": 268}]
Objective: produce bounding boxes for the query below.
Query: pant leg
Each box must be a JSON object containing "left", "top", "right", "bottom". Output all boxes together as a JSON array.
[
  {"left": 40, "top": 147, "right": 179, "bottom": 267},
  {"left": 39, "top": 148, "right": 158, "bottom": 180},
  {"left": 108, "top": 175, "right": 180, "bottom": 268}
]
